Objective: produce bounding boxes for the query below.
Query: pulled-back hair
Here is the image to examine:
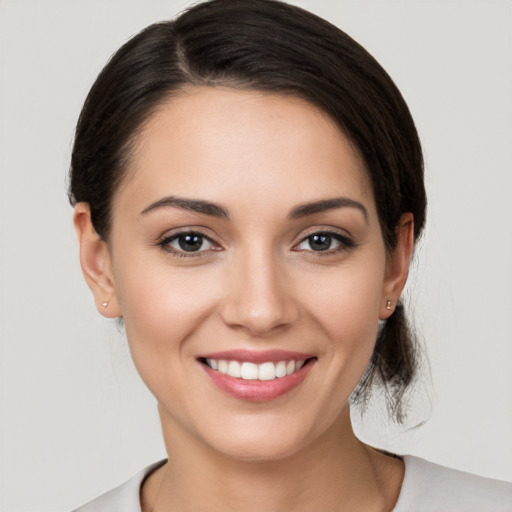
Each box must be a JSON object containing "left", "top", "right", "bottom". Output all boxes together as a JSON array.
[{"left": 69, "top": 0, "right": 427, "bottom": 424}]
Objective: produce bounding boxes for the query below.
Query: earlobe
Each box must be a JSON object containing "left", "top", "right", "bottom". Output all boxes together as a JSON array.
[
  {"left": 380, "top": 213, "right": 415, "bottom": 320},
  {"left": 73, "top": 203, "right": 121, "bottom": 318}
]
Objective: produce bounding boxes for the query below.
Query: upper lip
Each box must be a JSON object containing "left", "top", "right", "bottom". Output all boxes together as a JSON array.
[{"left": 198, "top": 349, "right": 315, "bottom": 364}]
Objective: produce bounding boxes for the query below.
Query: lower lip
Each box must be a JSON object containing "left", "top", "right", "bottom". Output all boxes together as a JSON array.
[{"left": 201, "top": 360, "right": 315, "bottom": 402}]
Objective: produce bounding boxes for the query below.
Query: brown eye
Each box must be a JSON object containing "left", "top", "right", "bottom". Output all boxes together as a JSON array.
[
  {"left": 307, "top": 234, "right": 334, "bottom": 251},
  {"left": 295, "top": 231, "right": 356, "bottom": 253},
  {"left": 298, "top": 233, "right": 341, "bottom": 252},
  {"left": 177, "top": 234, "right": 206, "bottom": 252},
  {"left": 160, "top": 232, "right": 214, "bottom": 253}
]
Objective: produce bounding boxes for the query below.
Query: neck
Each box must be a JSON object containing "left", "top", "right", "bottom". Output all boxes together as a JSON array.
[{"left": 142, "top": 406, "right": 404, "bottom": 512}]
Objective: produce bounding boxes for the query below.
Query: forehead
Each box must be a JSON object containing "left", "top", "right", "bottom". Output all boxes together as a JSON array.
[{"left": 118, "top": 87, "right": 376, "bottom": 217}]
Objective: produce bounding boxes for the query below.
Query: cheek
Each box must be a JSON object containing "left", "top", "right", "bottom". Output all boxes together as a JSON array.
[
  {"left": 299, "top": 259, "right": 385, "bottom": 339},
  {"left": 112, "top": 257, "right": 222, "bottom": 372},
  {"left": 116, "top": 265, "right": 216, "bottom": 338},
  {"left": 112, "top": 265, "right": 225, "bottom": 425},
  {"left": 296, "top": 255, "right": 385, "bottom": 393}
]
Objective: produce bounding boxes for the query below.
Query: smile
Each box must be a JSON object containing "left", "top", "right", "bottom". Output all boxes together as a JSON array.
[
  {"left": 205, "top": 359, "right": 305, "bottom": 381},
  {"left": 198, "top": 350, "right": 316, "bottom": 401}
]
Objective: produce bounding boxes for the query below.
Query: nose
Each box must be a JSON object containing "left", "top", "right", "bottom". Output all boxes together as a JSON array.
[{"left": 219, "top": 249, "right": 299, "bottom": 336}]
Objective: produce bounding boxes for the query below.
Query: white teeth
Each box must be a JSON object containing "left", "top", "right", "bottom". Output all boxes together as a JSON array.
[
  {"left": 218, "top": 360, "right": 228, "bottom": 375},
  {"left": 275, "top": 361, "right": 287, "bottom": 378},
  {"left": 207, "top": 358, "right": 218, "bottom": 370},
  {"left": 258, "top": 362, "right": 276, "bottom": 380},
  {"left": 205, "top": 358, "right": 309, "bottom": 381},
  {"left": 227, "top": 360, "right": 241, "bottom": 378},
  {"left": 241, "top": 362, "right": 258, "bottom": 380}
]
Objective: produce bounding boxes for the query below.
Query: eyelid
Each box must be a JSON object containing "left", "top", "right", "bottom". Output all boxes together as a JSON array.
[
  {"left": 156, "top": 228, "right": 222, "bottom": 256},
  {"left": 295, "top": 225, "right": 354, "bottom": 243},
  {"left": 154, "top": 225, "right": 357, "bottom": 257},
  {"left": 155, "top": 225, "right": 218, "bottom": 243},
  {"left": 292, "top": 227, "right": 357, "bottom": 252}
]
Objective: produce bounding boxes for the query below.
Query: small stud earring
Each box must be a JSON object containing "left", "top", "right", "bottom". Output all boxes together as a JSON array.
[
  {"left": 102, "top": 301, "right": 108, "bottom": 308},
  {"left": 386, "top": 300, "right": 392, "bottom": 310}
]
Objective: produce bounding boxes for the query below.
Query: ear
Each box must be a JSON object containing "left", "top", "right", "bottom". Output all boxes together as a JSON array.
[
  {"left": 73, "top": 203, "right": 121, "bottom": 318},
  {"left": 379, "top": 212, "right": 415, "bottom": 320}
]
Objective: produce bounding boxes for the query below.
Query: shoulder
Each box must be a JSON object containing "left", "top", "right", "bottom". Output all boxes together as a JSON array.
[
  {"left": 72, "top": 460, "right": 167, "bottom": 512},
  {"left": 393, "top": 454, "right": 512, "bottom": 512}
]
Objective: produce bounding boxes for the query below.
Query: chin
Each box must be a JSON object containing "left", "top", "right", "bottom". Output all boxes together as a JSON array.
[
  {"left": 214, "top": 436, "right": 306, "bottom": 463},
  {"left": 201, "top": 414, "right": 317, "bottom": 463}
]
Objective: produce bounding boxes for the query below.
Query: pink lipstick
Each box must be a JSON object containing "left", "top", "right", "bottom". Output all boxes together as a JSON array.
[{"left": 198, "top": 350, "right": 316, "bottom": 401}]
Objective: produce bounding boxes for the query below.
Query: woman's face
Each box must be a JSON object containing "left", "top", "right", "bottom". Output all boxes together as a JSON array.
[{"left": 87, "top": 88, "right": 409, "bottom": 460}]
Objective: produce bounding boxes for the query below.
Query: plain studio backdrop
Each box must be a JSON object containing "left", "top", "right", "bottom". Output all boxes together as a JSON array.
[{"left": 0, "top": 0, "right": 511, "bottom": 510}]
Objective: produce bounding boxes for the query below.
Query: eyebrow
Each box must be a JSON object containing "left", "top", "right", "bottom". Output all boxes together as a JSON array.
[
  {"left": 140, "top": 196, "right": 229, "bottom": 218},
  {"left": 288, "top": 197, "right": 368, "bottom": 222},
  {"left": 140, "top": 195, "right": 368, "bottom": 222}
]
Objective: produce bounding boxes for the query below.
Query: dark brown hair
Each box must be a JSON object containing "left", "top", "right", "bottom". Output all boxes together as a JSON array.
[{"left": 69, "top": 0, "right": 427, "bottom": 424}]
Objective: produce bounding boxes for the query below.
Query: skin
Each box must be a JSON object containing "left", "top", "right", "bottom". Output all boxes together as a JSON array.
[{"left": 74, "top": 87, "right": 414, "bottom": 511}]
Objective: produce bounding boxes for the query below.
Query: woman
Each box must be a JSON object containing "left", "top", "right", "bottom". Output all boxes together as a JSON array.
[{"left": 69, "top": 0, "right": 512, "bottom": 510}]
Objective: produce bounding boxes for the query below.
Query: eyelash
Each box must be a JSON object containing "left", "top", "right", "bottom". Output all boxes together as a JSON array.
[
  {"left": 293, "top": 230, "right": 357, "bottom": 255},
  {"left": 156, "top": 230, "right": 219, "bottom": 258},
  {"left": 156, "top": 228, "right": 357, "bottom": 258}
]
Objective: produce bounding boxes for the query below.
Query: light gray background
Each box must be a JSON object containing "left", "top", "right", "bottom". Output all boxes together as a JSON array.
[{"left": 0, "top": 1, "right": 511, "bottom": 510}]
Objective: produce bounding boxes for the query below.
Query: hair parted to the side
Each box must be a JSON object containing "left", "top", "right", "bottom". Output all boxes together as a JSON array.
[{"left": 69, "top": 0, "right": 427, "bottom": 424}]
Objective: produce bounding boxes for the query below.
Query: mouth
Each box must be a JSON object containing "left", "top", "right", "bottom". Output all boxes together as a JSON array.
[
  {"left": 200, "top": 357, "right": 310, "bottom": 381},
  {"left": 197, "top": 350, "right": 317, "bottom": 401}
]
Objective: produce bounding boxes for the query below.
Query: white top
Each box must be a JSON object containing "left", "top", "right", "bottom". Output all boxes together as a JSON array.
[{"left": 73, "top": 455, "right": 512, "bottom": 512}]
